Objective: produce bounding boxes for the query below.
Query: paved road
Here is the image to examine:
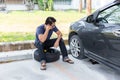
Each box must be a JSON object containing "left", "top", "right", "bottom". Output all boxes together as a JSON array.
[{"left": 0, "top": 55, "right": 120, "bottom": 80}]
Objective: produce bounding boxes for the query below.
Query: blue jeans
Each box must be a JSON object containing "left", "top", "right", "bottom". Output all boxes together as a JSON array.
[{"left": 34, "top": 38, "right": 68, "bottom": 62}]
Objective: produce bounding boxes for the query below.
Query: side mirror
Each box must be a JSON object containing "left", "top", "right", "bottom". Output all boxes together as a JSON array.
[{"left": 86, "top": 15, "right": 94, "bottom": 23}]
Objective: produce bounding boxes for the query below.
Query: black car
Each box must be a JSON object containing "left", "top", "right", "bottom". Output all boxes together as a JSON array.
[{"left": 68, "top": 0, "right": 120, "bottom": 70}]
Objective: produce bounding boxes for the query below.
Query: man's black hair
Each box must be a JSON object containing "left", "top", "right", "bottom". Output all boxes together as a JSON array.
[{"left": 45, "top": 17, "right": 56, "bottom": 25}]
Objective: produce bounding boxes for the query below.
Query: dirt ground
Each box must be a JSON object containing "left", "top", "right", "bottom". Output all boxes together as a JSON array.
[{"left": 0, "top": 11, "right": 82, "bottom": 34}]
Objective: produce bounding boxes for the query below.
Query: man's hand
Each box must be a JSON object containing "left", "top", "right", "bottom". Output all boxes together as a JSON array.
[
  {"left": 45, "top": 25, "right": 52, "bottom": 31},
  {"left": 38, "top": 24, "right": 52, "bottom": 43}
]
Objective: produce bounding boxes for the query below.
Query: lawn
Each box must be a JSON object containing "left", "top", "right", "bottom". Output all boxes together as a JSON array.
[{"left": 0, "top": 10, "right": 87, "bottom": 42}]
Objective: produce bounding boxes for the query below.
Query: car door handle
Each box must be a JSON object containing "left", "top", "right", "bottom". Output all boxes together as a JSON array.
[{"left": 113, "top": 30, "right": 120, "bottom": 37}]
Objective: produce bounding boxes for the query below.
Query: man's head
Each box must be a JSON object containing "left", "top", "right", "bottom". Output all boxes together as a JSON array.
[{"left": 45, "top": 17, "right": 56, "bottom": 27}]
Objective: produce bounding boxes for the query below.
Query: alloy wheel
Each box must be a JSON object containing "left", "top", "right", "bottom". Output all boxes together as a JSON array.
[{"left": 70, "top": 38, "right": 81, "bottom": 58}]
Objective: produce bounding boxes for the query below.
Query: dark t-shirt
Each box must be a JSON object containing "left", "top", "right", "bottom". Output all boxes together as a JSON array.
[{"left": 35, "top": 24, "right": 58, "bottom": 44}]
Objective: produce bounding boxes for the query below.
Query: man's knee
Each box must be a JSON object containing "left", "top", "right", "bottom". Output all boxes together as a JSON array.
[{"left": 35, "top": 42, "right": 43, "bottom": 48}]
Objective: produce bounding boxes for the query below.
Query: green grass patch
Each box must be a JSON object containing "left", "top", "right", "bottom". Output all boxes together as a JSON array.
[
  {"left": 0, "top": 32, "right": 68, "bottom": 42},
  {"left": 0, "top": 32, "right": 35, "bottom": 42}
]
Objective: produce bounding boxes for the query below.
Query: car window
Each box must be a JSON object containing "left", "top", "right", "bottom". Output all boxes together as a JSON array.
[{"left": 98, "top": 4, "right": 120, "bottom": 24}]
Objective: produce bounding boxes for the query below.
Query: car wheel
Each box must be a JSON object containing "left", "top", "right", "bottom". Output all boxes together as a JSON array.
[
  {"left": 69, "top": 35, "right": 86, "bottom": 59},
  {"left": 34, "top": 48, "right": 60, "bottom": 63}
]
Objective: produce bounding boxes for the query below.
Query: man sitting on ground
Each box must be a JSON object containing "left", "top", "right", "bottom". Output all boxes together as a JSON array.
[{"left": 34, "top": 17, "right": 74, "bottom": 70}]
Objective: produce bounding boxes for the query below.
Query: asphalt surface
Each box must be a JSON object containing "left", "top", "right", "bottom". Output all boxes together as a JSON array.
[{"left": 0, "top": 55, "right": 120, "bottom": 80}]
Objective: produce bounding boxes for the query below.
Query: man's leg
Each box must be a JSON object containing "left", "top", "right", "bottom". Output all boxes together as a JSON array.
[
  {"left": 59, "top": 38, "right": 74, "bottom": 64},
  {"left": 35, "top": 42, "right": 46, "bottom": 61},
  {"left": 34, "top": 42, "right": 47, "bottom": 70},
  {"left": 35, "top": 38, "right": 57, "bottom": 61},
  {"left": 43, "top": 38, "right": 57, "bottom": 49},
  {"left": 44, "top": 38, "right": 68, "bottom": 58},
  {"left": 44, "top": 38, "right": 74, "bottom": 64},
  {"left": 59, "top": 38, "right": 68, "bottom": 58},
  {"left": 35, "top": 39, "right": 57, "bottom": 61}
]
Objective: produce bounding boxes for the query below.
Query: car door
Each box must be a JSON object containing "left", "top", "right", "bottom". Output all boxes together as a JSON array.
[{"left": 88, "top": 4, "right": 120, "bottom": 66}]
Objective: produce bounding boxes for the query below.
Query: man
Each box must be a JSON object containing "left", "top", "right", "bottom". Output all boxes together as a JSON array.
[{"left": 34, "top": 17, "right": 74, "bottom": 70}]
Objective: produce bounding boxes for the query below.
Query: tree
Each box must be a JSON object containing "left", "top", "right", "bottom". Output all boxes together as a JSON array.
[
  {"left": 43, "top": 0, "right": 48, "bottom": 10},
  {"left": 37, "top": 0, "right": 53, "bottom": 11},
  {"left": 25, "top": 0, "right": 35, "bottom": 11},
  {"left": 37, "top": 0, "right": 44, "bottom": 10},
  {"left": 79, "top": 0, "right": 82, "bottom": 12},
  {"left": 48, "top": 0, "right": 53, "bottom": 11},
  {"left": 86, "top": 0, "right": 92, "bottom": 15}
]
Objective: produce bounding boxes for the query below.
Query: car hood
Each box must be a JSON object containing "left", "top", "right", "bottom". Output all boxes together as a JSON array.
[{"left": 79, "top": 17, "right": 87, "bottom": 21}]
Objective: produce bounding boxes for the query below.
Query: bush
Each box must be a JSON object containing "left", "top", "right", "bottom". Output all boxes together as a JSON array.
[
  {"left": 37, "top": 0, "right": 44, "bottom": 10},
  {"left": 37, "top": 0, "right": 54, "bottom": 11},
  {"left": 48, "top": 0, "right": 54, "bottom": 11}
]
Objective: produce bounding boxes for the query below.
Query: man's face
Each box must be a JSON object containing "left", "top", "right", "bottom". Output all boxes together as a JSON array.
[
  {"left": 51, "top": 22, "right": 55, "bottom": 28},
  {"left": 46, "top": 22, "right": 55, "bottom": 30}
]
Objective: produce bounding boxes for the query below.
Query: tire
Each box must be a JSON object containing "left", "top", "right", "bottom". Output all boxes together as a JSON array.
[
  {"left": 69, "top": 35, "right": 86, "bottom": 59},
  {"left": 34, "top": 48, "right": 60, "bottom": 63}
]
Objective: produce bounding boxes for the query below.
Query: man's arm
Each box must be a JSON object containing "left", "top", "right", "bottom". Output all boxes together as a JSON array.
[
  {"left": 38, "top": 25, "right": 52, "bottom": 43},
  {"left": 54, "top": 30, "right": 62, "bottom": 48}
]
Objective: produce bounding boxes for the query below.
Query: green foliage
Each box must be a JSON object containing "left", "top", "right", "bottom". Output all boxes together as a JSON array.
[
  {"left": 37, "top": 0, "right": 44, "bottom": 10},
  {"left": 37, "top": 0, "right": 54, "bottom": 11},
  {"left": 33, "top": 0, "right": 37, "bottom": 3},
  {"left": 48, "top": 0, "right": 54, "bottom": 11}
]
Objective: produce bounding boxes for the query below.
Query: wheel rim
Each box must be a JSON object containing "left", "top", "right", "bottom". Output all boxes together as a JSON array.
[{"left": 70, "top": 38, "right": 81, "bottom": 57}]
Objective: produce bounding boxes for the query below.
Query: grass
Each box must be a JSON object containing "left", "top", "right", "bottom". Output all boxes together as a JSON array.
[
  {"left": 0, "top": 10, "right": 88, "bottom": 42},
  {"left": 0, "top": 32, "right": 35, "bottom": 42}
]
